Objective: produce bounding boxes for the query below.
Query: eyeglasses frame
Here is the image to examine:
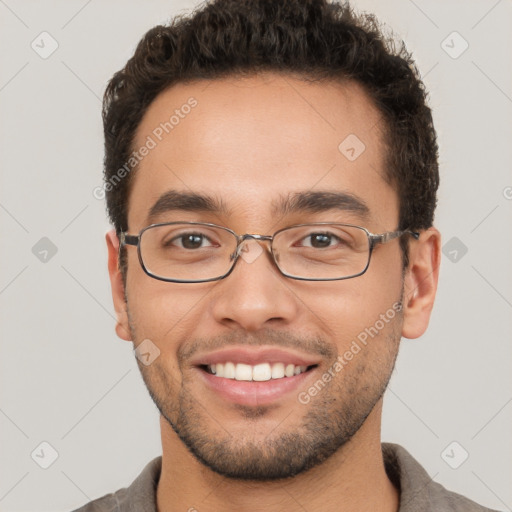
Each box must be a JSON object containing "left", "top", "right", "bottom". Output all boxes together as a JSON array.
[{"left": 119, "top": 221, "right": 420, "bottom": 283}]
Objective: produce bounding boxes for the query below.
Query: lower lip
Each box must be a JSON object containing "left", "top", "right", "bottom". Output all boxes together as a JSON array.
[{"left": 195, "top": 367, "right": 315, "bottom": 406}]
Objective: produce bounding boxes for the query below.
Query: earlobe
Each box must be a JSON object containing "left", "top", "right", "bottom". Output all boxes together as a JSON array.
[
  {"left": 106, "top": 229, "right": 132, "bottom": 342},
  {"left": 401, "top": 227, "right": 441, "bottom": 339}
]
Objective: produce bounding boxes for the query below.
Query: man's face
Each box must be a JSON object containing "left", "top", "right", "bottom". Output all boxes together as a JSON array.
[{"left": 115, "top": 73, "right": 407, "bottom": 479}]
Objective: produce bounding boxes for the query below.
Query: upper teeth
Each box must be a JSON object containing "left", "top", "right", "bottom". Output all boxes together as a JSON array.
[{"left": 207, "top": 362, "right": 308, "bottom": 381}]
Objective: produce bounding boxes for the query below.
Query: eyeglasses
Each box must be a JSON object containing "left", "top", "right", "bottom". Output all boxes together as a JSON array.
[{"left": 119, "top": 222, "right": 419, "bottom": 283}]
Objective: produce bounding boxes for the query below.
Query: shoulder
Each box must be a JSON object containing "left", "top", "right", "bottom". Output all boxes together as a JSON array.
[
  {"left": 72, "top": 491, "right": 124, "bottom": 512},
  {"left": 70, "top": 456, "right": 162, "bottom": 512},
  {"left": 382, "top": 443, "right": 502, "bottom": 512}
]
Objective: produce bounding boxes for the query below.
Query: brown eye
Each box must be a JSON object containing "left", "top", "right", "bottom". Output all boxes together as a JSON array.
[
  {"left": 309, "top": 233, "right": 333, "bottom": 248},
  {"left": 180, "top": 234, "right": 205, "bottom": 249},
  {"left": 164, "top": 232, "right": 213, "bottom": 249},
  {"left": 300, "top": 232, "right": 342, "bottom": 249}
]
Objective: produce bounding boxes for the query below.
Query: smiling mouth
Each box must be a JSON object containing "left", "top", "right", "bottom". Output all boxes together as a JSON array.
[{"left": 199, "top": 362, "right": 318, "bottom": 382}]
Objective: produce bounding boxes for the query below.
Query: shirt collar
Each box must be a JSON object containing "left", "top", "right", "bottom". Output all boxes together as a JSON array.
[{"left": 114, "top": 443, "right": 486, "bottom": 511}]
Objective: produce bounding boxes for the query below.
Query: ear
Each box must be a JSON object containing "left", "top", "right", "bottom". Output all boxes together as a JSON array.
[
  {"left": 106, "top": 229, "right": 132, "bottom": 342},
  {"left": 401, "top": 227, "right": 441, "bottom": 339}
]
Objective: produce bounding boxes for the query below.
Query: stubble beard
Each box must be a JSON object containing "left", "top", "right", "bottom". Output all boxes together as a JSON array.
[{"left": 127, "top": 301, "right": 402, "bottom": 481}]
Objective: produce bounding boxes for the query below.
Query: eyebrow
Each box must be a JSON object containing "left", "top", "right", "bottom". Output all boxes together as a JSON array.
[
  {"left": 146, "top": 189, "right": 370, "bottom": 224},
  {"left": 271, "top": 190, "right": 370, "bottom": 219},
  {"left": 147, "top": 190, "right": 229, "bottom": 223}
]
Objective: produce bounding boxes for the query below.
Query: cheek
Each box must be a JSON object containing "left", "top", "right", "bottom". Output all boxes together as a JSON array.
[
  {"left": 126, "top": 266, "right": 214, "bottom": 350},
  {"left": 296, "top": 259, "right": 403, "bottom": 349}
]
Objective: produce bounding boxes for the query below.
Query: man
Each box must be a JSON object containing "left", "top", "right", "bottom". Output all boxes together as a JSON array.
[{"left": 74, "top": 0, "right": 499, "bottom": 510}]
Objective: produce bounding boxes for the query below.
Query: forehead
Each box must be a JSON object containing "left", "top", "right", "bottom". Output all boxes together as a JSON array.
[{"left": 128, "top": 72, "right": 397, "bottom": 231}]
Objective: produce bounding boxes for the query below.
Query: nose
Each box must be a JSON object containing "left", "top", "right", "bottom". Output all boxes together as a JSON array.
[{"left": 210, "top": 239, "right": 299, "bottom": 331}]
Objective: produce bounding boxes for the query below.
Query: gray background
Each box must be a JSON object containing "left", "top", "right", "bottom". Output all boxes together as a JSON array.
[{"left": 0, "top": 1, "right": 511, "bottom": 511}]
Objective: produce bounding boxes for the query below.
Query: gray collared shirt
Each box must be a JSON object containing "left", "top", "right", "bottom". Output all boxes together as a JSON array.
[{"left": 72, "top": 443, "right": 501, "bottom": 511}]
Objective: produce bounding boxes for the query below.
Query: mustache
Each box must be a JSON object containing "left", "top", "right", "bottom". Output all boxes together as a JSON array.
[{"left": 178, "top": 328, "right": 336, "bottom": 364}]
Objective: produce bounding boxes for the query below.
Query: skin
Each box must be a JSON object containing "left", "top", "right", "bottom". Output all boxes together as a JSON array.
[{"left": 106, "top": 72, "right": 441, "bottom": 512}]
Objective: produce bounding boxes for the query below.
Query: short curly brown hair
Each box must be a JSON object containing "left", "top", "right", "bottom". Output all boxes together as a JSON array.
[{"left": 102, "top": 0, "right": 439, "bottom": 273}]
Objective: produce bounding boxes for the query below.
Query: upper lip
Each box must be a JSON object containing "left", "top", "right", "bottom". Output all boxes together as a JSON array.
[{"left": 189, "top": 346, "right": 322, "bottom": 367}]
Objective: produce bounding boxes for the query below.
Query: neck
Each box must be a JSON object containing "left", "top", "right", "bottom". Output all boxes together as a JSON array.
[{"left": 156, "top": 400, "right": 399, "bottom": 512}]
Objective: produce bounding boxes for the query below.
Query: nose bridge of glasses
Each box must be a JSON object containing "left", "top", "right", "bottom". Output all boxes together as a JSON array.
[
  {"left": 239, "top": 233, "right": 273, "bottom": 243},
  {"left": 232, "top": 233, "right": 274, "bottom": 261}
]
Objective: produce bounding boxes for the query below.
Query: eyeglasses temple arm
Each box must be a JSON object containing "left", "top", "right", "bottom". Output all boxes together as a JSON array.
[
  {"left": 119, "top": 233, "right": 139, "bottom": 247},
  {"left": 370, "top": 229, "right": 420, "bottom": 246}
]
